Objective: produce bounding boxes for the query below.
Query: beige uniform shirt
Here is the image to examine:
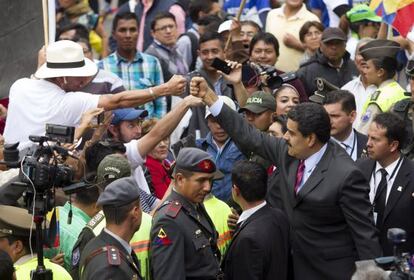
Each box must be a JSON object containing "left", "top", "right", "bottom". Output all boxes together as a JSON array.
[{"left": 266, "top": 4, "right": 320, "bottom": 72}]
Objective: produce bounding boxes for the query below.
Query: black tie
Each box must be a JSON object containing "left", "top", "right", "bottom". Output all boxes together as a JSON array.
[{"left": 374, "top": 168, "right": 388, "bottom": 227}]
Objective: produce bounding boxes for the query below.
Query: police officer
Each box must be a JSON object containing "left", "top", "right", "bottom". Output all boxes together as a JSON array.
[
  {"left": 150, "top": 147, "right": 223, "bottom": 280},
  {"left": 358, "top": 39, "right": 407, "bottom": 134},
  {"left": 392, "top": 59, "right": 414, "bottom": 159},
  {"left": 78, "top": 177, "right": 143, "bottom": 280},
  {"left": 71, "top": 154, "right": 152, "bottom": 280},
  {"left": 0, "top": 205, "right": 72, "bottom": 280}
]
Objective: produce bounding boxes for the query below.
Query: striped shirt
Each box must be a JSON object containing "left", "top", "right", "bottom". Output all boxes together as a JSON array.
[{"left": 98, "top": 51, "right": 166, "bottom": 118}]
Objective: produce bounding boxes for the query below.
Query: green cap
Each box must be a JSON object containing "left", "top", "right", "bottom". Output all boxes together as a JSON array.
[
  {"left": 239, "top": 91, "right": 276, "bottom": 114},
  {"left": 346, "top": 4, "right": 382, "bottom": 23},
  {"left": 96, "top": 154, "right": 132, "bottom": 184}
]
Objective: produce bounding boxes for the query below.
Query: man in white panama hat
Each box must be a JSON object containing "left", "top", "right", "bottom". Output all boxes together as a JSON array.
[{"left": 3, "top": 40, "right": 187, "bottom": 150}]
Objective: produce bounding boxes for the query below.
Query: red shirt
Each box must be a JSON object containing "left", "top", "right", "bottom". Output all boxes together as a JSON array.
[{"left": 145, "top": 155, "right": 171, "bottom": 199}]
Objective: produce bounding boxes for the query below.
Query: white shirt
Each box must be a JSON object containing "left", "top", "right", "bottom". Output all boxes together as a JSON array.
[
  {"left": 104, "top": 228, "right": 132, "bottom": 254},
  {"left": 331, "top": 129, "right": 357, "bottom": 161},
  {"left": 4, "top": 78, "right": 99, "bottom": 150},
  {"left": 369, "top": 157, "right": 403, "bottom": 205},
  {"left": 341, "top": 76, "right": 377, "bottom": 130},
  {"left": 296, "top": 144, "right": 328, "bottom": 193},
  {"left": 237, "top": 201, "right": 267, "bottom": 225},
  {"left": 125, "top": 139, "right": 152, "bottom": 195}
]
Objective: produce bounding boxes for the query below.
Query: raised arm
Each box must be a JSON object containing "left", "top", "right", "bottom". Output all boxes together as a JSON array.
[
  {"left": 97, "top": 75, "right": 187, "bottom": 110},
  {"left": 137, "top": 95, "right": 204, "bottom": 157},
  {"left": 190, "top": 77, "right": 284, "bottom": 166}
]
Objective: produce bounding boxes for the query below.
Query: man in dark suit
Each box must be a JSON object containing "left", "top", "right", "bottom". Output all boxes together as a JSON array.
[
  {"left": 222, "top": 160, "right": 290, "bottom": 280},
  {"left": 322, "top": 89, "right": 368, "bottom": 160},
  {"left": 190, "top": 77, "right": 381, "bottom": 280},
  {"left": 356, "top": 113, "right": 414, "bottom": 255},
  {"left": 79, "top": 177, "right": 142, "bottom": 280}
]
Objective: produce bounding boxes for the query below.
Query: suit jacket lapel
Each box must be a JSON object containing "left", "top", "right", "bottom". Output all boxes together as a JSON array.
[
  {"left": 383, "top": 158, "right": 410, "bottom": 221},
  {"left": 355, "top": 130, "right": 368, "bottom": 158},
  {"left": 224, "top": 205, "right": 268, "bottom": 262},
  {"left": 287, "top": 160, "right": 299, "bottom": 205},
  {"left": 294, "top": 147, "right": 331, "bottom": 206}
]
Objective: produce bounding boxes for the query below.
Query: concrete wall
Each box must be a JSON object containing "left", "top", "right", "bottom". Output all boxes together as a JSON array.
[{"left": 0, "top": 0, "right": 43, "bottom": 98}]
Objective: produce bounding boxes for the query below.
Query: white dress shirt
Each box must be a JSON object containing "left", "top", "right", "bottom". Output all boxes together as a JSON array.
[
  {"left": 341, "top": 77, "right": 377, "bottom": 130},
  {"left": 369, "top": 157, "right": 403, "bottom": 205},
  {"left": 237, "top": 201, "right": 267, "bottom": 226}
]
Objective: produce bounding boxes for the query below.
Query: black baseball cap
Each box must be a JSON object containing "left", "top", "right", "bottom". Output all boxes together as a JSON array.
[{"left": 321, "top": 27, "right": 347, "bottom": 43}]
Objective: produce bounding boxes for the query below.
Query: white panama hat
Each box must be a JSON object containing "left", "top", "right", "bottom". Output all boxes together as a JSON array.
[{"left": 34, "top": 40, "right": 98, "bottom": 79}]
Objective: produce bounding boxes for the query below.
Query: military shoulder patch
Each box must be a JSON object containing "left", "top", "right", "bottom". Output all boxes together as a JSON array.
[
  {"left": 153, "top": 228, "right": 172, "bottom": 246},
  {"left": 107, "top": 246, "right": 121, "bottom": 266},
  {"left": 72, "top": 247, "right": 81, "bottom": 267},
  {"left": 361, "top": 109, "right": 372, "bottom": 123},
  {"left": 166, "top": 201, "right": 182, "bottom": 218}
]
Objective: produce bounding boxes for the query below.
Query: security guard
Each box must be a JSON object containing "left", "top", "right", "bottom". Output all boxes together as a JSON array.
[
  {"left": 71, "top": 154, "right": 152, "bottom": 280},
  {"left": 392, "top": 59, "right": 414, "bottom": 159},
  {"left": 78, "top": 177, "right": 142, "bottom": 280},
  {"left": 0, "top": 205, "right": 72, "bottom": 280},
  {"left": 358, "top": 39, "right": 407, "bottom": 134},
  {"left": 150, "top": 147, "right": 223, "bottom": 280}
]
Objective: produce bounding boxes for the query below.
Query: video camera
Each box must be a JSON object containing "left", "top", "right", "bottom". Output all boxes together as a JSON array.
[
  {"left": 1, "top": 124, "right": 80, "bottom": 280},
  {"left": 373, "top": 228, "right": 414, "bottom": 279},
  {"left": 241, "top": 62, "right": 297, "bottom": 91},
  {"left": 2, "top": 124, "right": 76, "bottom": 194}
]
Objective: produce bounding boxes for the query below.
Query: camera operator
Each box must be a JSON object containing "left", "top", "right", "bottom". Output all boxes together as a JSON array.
[
  {"left": 356, "top": 113, "right": 414, "bottom": 256},
  {"left": 3, "top": 40, "right": 187, "bottom": 151},
  {"left": 0, "top": 205, "right": 72, "bottom": 279},
  {"left": 248, "top": 32, "right": 307, "bottom": 101}
]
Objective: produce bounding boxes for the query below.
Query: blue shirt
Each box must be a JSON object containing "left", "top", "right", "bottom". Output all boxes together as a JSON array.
[
  {"left": 196, "top": 133, "right": 245, "bottom": 202},
  {"left": 98, "top": 51, "right": 166, "bottom": 118}
]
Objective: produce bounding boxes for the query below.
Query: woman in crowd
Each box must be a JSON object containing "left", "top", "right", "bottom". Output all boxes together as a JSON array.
[
  {"left": 274, "top": 84, "right": 300, "bottom": 116},
  {"left": 142, "top": 119, "right": 173, "bottom": 200},
  {"left": 299, "top": 21, "right": 324, "bottom": 64}
]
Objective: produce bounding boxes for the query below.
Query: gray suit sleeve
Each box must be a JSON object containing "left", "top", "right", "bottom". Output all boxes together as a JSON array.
[
  {"left": 339, "top": 168, "right": 382, "bottom": 259},
  {"left": 215, "top": 104, "right": 284, "bottom": 167}
]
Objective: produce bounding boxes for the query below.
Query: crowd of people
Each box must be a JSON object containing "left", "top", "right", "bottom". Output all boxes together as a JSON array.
[{"left": 0, "top": 0, "right": 414, "bottom": 279}]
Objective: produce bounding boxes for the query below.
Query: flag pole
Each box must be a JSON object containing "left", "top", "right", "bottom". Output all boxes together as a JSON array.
[
  {"left": 224, "top": 0, "right": 247, "bottom": 52},
  {"left": 42, "top": 0, "right": 49, "bottom": 47}
]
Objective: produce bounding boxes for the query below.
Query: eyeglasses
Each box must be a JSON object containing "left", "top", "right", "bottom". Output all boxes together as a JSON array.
[{"left": 154, "top": 24, "right": 176, "bottom": 32}]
